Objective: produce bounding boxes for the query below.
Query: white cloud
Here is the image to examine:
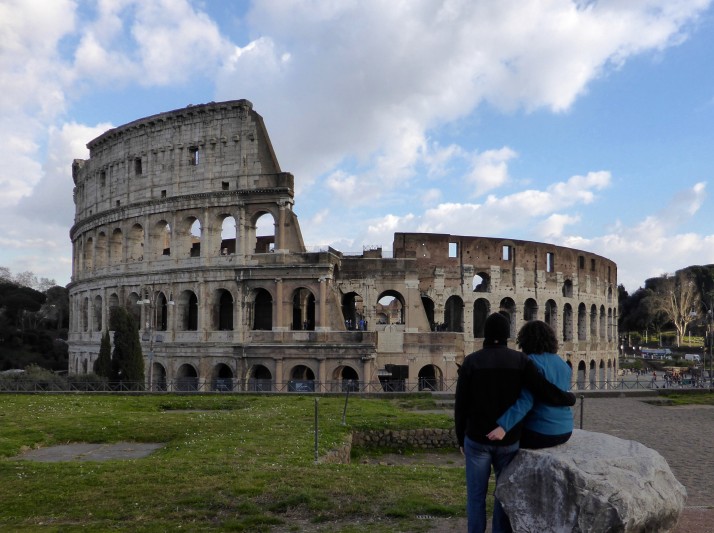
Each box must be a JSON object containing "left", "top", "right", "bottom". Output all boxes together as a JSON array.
[{"left": 467, "top": 147, "right": 518, "bottom": 197}]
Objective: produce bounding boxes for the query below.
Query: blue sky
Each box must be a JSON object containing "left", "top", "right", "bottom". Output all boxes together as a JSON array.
[{"left": 2, "top": 0, "right": 714, "bottom": 292}]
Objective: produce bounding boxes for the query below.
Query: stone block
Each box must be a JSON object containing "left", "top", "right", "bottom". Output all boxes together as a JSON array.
[{"left": 496, "top": 429, "right": 686, "bottom": 533}]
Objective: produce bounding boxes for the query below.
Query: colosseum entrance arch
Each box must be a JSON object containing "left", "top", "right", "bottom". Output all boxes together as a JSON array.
[
  {"left": 333, "top": 365, "right": 359, "bottom": 391},
  {"left": 523, "top": 298, "right": 538, "bottom": 322},
  {"left": 212, "top": 363, "right": 234, "bottom": 391},
  {"left": 248, "top": 364, "right": 272, "bottom": 391},
  {"left": 289, "top": 365, "right": 315, "bottom": 392},
  {"left": 152, "top": 362, "right": 167, "bottom": 391},
  {"left": 418, "top": 364, "right": 443, "bottom": 391},
  {"left": 576, "top": 361, "right": 586, "bottom": 390},
  {"left": 176, "top": 364, "right": 198, "bottom": 391},
  {"left": 216, "top": 290, "right": 234, "bottom": 331}
]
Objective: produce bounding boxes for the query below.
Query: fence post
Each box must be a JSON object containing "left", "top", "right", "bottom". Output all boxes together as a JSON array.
[
  {"left": 314, "top": 397, "right": 319, "bottom": 463},
  {"left": 342, "top": 388, "right": 350, "bottom": 426}
]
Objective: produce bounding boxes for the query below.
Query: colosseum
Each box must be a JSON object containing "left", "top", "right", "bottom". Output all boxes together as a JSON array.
[{"left": 68, "top": 99, "right": 619, "bottom": 392}]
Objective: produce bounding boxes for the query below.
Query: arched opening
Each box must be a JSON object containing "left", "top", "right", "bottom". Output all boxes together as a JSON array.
[
  {"left": 212, "top": 363, "right": 234, "bottom": 391},
  {"left": 178, "top": 290, "right": 199, "bottom": 331},
  {"left": 523, "top": 298, "right": 538, "bottom": 322},
  {"left": 108, "top": 293, "right": 119, "bottom": 313},
  {"left": 599, "top": 360, "right": 606, "bottom": 389},
  {"left": 217, "top": 289, "right": 234, "bottom": 331},
  {"left": 128, "top": 224, "right": 144, "bottom": 261},
  {"left": 473, "top": 299, "right": 490, "bottom": 338},
  {"left": 219, "top": 215, "right": 237, "bottom": 255},
  {"left": 110, "top": 228, "right": 123, "bottom": 264},
  {"left": 607, "top": 308, "right": 614, "bottom": 342},
  {"left": 545, "top": 299, "right": 558, "bottom": 332},
  {"left": 577, "top": 361, "right": 586, "bottom": 390},
  {"left": 151, "top": 220, "right": 171, "bottom": 258},
  {"left": 84, "top": 237, "right": 94, "bottom": 271},
  {"left": 473, "top": 272, "right": 490, "bottom": 292},
  {"left": 589, "top": 360, "right": 597, "bottom": 389},
  {"left": 248, "top": 364, "right": 273, "bottom": 392},
  {"left": 421, "top": 296, "right": 435, "bottom": 331},
  {"left": 578, "top": 303, "right": 587, "bottom": 341},
  {"left": 590, "top": 304, "right": 598, "bottom": 339},
  {"left": 563, "top": 303, "right": 573, "bottom": 341},
  {"left": 418, "top": 364, "right": 443, "bottom": 391},
  {"left": 252, "top": 212, "right": 276, "bottom": 253},
  {"left": 444, "top": 295, "right": 464, "bottom": 332},
  {"left": 93, "top": 295, "right": 102, "bottom": 332},
  {"left": 95, "top": 232, "right": 107, "bottom": 268},
  {"left": 377, "top": 290, "right": 405, "bottom": 325},
  {"left": 562, "top": 279, "right": 573, "bottom": 298},
  {"left": 152, "top": 362, "right": 167, "bottom": 391},
  {"left": 342, "top": 292, "right": 366, "bottom": 330},
  {"left": 499, "top": 298, "right": 516, "bottom": 338},
  {"left": 599, "top": 306, "right": 606, "bottom": 340},
  {"left": 334, "top": 365, "right": 359, "bottom": 392},
  {"left": 289, "top": 365, "right": 315, "bottom": 392},
  {"left": 291, "top": 288, "right": 316, "bottom": 330},
  {"left": 253, "top": 289, "right": 273, "bottom": 330},
  {"left": 176, "top": 364, "right": 198, "bottom": 391},
  {"left": 82, "top": 297, "right": 89, "bottom": 332},
  {"left": 157, "top": 292, "right": 168, "bottom": 331},
  {"left": 126, "top": 292, "right": 141, "bottom": 328},
  {"left": 189, "top": 218, "right": 201, "bottom": 257}
]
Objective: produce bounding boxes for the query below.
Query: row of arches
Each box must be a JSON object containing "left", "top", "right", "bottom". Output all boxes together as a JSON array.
[
  {"left": 74, "top": 210, "right": 278, "bottom": 274},
  {"left": 74, "top": 284, "right": 616, "bottom": 343}
]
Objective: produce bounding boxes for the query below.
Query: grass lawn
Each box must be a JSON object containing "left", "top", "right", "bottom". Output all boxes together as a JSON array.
[{"left": 0, "top": 394, "right": 469, "bottom": 532}]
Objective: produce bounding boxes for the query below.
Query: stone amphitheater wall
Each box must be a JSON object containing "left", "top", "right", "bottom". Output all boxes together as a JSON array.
[{"left": 68, "top": 100, "right": 618, "bottom": 392}]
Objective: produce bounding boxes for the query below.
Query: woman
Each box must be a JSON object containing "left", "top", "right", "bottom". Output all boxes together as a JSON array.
[{"left": 486, "top": 320, "right": 573, "bottom": 449}]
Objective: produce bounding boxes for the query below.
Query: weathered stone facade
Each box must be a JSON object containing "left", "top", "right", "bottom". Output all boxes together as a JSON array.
[{"left": 68, "top": 100, "right": 618, "bottom": 391}]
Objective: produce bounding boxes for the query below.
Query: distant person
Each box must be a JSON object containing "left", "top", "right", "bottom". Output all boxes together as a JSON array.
[
  {"left": 486, "top": 320, "right": 574, "bottom": 449},
  {"left": 455, "top": 313, "right": 576, "bottom": 533}
]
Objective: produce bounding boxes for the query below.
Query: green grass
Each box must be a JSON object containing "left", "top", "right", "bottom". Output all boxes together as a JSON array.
[
  {"left": 660, "top": 392, "right": 714, "bottom": 406},
  {"left": 0, "top": 394, "right": 468, "bottom": 532}
]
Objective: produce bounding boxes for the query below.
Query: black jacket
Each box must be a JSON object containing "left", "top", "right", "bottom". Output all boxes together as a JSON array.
[{"left": 454, "top": 342, "right": 576, "bottom": 447}]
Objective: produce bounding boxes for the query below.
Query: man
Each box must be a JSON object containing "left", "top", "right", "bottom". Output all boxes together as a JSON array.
[{"left": 455, "top": 313, "right": 576, "bottom": 533}]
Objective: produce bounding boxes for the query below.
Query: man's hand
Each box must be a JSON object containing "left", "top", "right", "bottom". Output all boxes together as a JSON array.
[{"left": 486, "top": 426, "right": 506, "bottom": 441}]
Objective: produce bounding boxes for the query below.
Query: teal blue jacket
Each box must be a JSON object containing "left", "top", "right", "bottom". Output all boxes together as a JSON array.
[{"left": 496, "top": 353, "right": 573, "bottom": 436}]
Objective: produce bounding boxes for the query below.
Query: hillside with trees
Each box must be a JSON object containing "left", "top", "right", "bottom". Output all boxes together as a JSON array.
[
  {"left": 0, "top": 268, "right": 69, "bottom": 371},
  {"left": 618, "top": 264, "right": 714, "bottom": 357}
]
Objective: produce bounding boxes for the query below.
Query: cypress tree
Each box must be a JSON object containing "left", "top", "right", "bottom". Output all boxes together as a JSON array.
[
  {"left": 110, "top": 307, "right": 145, "bottom": 389},
  {"left": 94, "top": 329, "right": 112, "bottom": 378}
]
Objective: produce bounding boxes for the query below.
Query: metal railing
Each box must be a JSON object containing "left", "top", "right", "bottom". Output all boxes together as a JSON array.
[{"left": 0, "top": 376, "right": 711, "bottom": 393}]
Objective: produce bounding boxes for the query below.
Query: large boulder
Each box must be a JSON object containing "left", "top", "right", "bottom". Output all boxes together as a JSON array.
[{"left": 495, "top": 429, "right": 686, "bottom": 533}]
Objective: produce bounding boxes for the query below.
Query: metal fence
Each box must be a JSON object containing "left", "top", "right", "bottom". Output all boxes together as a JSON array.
[{"left": 0, "top": 377, "right": 711, "bottom": 393}]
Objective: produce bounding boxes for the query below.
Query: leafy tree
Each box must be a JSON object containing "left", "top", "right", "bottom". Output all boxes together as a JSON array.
[
  {"left": 110, "top": 307, "right": 145, "bottom": 388},
  {"left": 43, "top": 286, "right": 70, "bottom": 330},
  {"left": 94, "top": 330, "right": 112, "bottom": 378}
]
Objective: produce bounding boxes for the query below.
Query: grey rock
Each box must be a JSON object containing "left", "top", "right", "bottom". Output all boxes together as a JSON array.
[{"left": 495, "top": 429, "right": 686, "bottom": 533}]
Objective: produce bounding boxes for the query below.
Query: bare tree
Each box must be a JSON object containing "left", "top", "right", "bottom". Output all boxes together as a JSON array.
[{"left": 653, "top": 272, "right": 700, "bottom": 347}]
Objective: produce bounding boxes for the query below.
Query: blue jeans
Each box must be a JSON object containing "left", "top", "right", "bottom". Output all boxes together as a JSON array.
[{"left": 464, "top": 436, "right": 518, "bottom": 533}]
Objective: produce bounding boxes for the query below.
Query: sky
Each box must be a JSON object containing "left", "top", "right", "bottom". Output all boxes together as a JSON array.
[{"left": 2, "top": 0, "right": 714, "bottom": 293}]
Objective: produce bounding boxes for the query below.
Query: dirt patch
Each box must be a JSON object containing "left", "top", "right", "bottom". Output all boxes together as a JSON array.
[
  {"left": 359, "top": 450, "right": 463, "bottom": 467},
  {"left": 15, "top": 442, "right": 164, "bottom": 462}
]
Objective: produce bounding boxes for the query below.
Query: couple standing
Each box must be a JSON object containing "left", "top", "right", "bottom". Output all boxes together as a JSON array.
[{"left": 454, "top": 313, "right": 576, "bottom": 533}]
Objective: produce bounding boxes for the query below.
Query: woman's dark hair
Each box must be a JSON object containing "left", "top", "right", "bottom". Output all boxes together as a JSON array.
[{"left": 517, "top": 320, "right": 558, "bottom": 355}]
